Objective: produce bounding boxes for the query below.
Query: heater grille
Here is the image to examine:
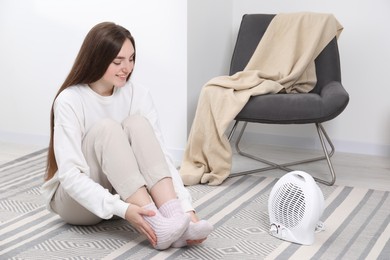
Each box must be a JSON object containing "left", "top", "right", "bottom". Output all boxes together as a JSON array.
[{"left": 270, "top": 182, "right": 306, "bottom": 228}]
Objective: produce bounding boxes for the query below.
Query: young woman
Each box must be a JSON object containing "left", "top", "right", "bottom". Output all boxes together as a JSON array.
[{"left": 42, "top": 22, "right": 212, "bottom": 250}]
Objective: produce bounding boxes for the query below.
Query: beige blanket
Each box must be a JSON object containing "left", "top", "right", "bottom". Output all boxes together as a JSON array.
[{"left": 180, "top": 12, "right": 343, "bottom": 186}]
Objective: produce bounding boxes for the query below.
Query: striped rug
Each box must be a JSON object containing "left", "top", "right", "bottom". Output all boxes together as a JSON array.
[{"left": 1, "top": 149, "right": 389, "bottom": 259}]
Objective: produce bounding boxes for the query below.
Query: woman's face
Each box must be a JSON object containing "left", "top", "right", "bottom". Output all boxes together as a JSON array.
[{"left": 95, "top": 38, "right": 135, "bottom": 92}]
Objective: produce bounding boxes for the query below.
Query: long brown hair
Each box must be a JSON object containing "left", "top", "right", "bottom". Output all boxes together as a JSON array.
[{"left": 45, "top": 22, "right": 136, "bottom": 181}]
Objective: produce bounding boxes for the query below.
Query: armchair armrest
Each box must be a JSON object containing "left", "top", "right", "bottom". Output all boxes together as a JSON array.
[{"left": 320, "top": 81, "right": 349, "bottom": 121}]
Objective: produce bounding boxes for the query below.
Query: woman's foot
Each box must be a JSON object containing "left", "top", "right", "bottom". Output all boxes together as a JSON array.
[
  {"left": 172, "top": 220, "right": 214, "bottom": 248},
  {"left": 142, "top": 203, "right": 190, "bottom": 250},
  {"left": 158, "top": 199, "right": 214, "bottom": 248}
]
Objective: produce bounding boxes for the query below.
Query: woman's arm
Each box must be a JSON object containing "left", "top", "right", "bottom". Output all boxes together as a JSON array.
[{"left": 53, "top": 91, "right": 130, "bottom": 219}]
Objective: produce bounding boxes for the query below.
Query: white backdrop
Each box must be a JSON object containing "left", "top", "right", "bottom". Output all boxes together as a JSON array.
[
  {"left": 188, "top": 0, "right": 390, "bottom": 157},
  {"left": 231, "top": 0, "right": 390, "bottom": 156},
  {"left": 1, "top": 0, "right": 390, "bottom": 160},
  {"left": 0, "top": 0, "right": 187, "bottom": 159}
]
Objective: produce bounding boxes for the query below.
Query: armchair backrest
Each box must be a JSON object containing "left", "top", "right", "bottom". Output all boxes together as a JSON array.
[{"left": 229, "top": 14, "right": 342, "bottom": 94}]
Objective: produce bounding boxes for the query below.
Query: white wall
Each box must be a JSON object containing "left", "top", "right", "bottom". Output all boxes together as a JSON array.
[
  {"left": 2, "top": 0, "right": 390, "bottom": 159},
  {"left": 230, "top": 0, "right": 390, "bottom": 156},
  {"left": 187, "top": 0, "right": 233, "bottom": 133},
  {"left": 187, "top": 0, "right": 390, "bottom": 157},
  {"left": 0, "top": 0, "right": 187, "bottom": 158}
]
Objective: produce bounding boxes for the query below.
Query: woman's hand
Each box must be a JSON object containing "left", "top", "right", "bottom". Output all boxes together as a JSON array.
[{"left": 125, "top": 204, "right": 157, "bottom": 247}]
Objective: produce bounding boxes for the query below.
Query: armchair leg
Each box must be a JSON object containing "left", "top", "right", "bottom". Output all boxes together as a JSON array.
[
  {"left": 228, "top": 121, "right": 336, "bottom": 185},
  {"left": 315, "top": 123, "right": 336, "bottom": 185}
]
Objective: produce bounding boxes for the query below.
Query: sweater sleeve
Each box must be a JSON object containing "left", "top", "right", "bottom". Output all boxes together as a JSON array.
[
  {"left": 53, "top": 92, "right": 130, "bottom": 219},
  {"left": 132, "top": 85, "right": 194, "bottom": 213}
]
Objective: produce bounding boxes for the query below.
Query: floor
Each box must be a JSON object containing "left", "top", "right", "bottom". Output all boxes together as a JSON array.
[
  {"left": 1, "top": 141, "right": 389, "bottom": 191},
  {"left": 231, "top": 142, "right": 390, "bottom": 191},
  {"left": 0, "top": 141, "right": 46, "bottom": 164}
]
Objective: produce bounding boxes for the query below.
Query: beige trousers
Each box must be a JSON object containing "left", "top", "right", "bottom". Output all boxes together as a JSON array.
[{"left": 51, "top": 115, "right": 171, "bottom": 225}]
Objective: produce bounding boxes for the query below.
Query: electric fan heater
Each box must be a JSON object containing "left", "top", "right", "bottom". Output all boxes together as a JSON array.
[{"left": 268, "top": 171, "right": 325, "bottom": 245}]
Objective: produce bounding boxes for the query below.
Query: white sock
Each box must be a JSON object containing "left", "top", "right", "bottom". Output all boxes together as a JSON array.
[
  {"left": 159, "top": 199, "right": 213, "bottom": 248},
  {"left": 171, "top": 220, "right": 214, "bottom": 248},
  {"left": 142, "top": 203, "right": 190, "bottom": 250},
  {"left": 158, "top": 199, "right": 185, "bottom": 217}
]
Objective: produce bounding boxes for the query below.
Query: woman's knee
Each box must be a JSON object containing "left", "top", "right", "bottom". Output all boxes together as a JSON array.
[
  {"left": 122, "top": 115, "right": 151, "bottom": 134},
  {"left": 92, "top": 118, "right": 123, "bottom": 135},
  {"left": 83, "top": 118, "right": 127, "bottom": 159}
]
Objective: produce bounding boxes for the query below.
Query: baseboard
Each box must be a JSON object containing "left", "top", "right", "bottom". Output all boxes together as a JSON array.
[
  {"left": 238, "top": 131, "right": 390, "bottom": 157},
  {"left": 0, "top": 131, "right": 49, "bottom": 147},
  {"left": 0, "top": 131, "right": 187, "bottom": 166},
  {"left": 166, "top": 148, "right": 184, "bottom": 168},
  {"left": 1, "top": 131, "right": 389, "bottom": 160},
  {"left": 168, "top": 132, "right": 390, "bottom": 164}
]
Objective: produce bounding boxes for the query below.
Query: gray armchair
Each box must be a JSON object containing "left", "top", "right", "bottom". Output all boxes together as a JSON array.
[{"left": 228, "top": 14, "right": 349, "bottom": 185}]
